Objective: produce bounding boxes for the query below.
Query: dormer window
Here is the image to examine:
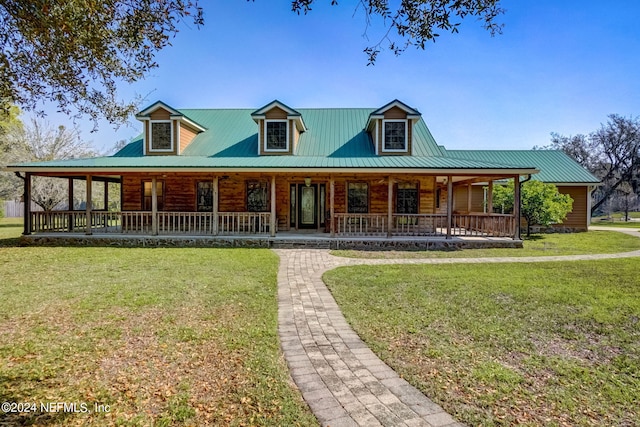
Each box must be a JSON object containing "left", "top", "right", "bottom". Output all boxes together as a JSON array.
[
  {"left": 265, "top": 120, "right": 289, "bottom": 152},
  {"left": 150, "top": 121, "right": 173, "bottom": 152},
  {"left": 383, "top": 120, "right": 408, "bottom": 152}
]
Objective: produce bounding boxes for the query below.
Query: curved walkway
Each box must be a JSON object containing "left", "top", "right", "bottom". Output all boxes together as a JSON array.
[{"left": 276, "top": 228, "right": 640, "bottom": 427}]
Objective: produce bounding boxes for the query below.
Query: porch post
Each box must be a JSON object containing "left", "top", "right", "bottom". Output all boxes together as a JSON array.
[
  {"left": 487, "top": 180, "right": 494, "bottom": 214},
  {"left": 212, "top": 176, "right": 219, "bottom": 235},
  {"left": 104, "top": 180, "right": 109, "bottom": 210},
  {"left": 467, "top": 184, "right": 472, "bottom": 212},
  {"left": 513, "top": 175, "right": 521, "bottom": 240},
  {"left": 446, "top": 176, "right": 453, "bottom": 239},
  {"left": 68, "top": 178, "right": 74, "bottom": 232},
  {"left": 330, "top": 177, "right": 335, "bottom": 237},
  {"left": 85, "top": 175, "right": 92, "bottom": 235},
  {"left": 151, "top": 176, "right": 158, "bottom": 236},
  {"left": 387, "top": 176, "right": 393, "bottom": 238},
  {"left": 23, "top": 172, "right": 31, "bottom": 235},
  {"left": 270, "top": 175, "right": 276, "bottom": 237}
]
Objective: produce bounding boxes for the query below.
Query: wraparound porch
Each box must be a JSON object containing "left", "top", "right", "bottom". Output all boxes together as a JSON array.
[
  {"left": 28, "top": 211, "right": 517, "bottom": 239},
  {"left": 20, "top": 171, "right": 524, "bottom": 242}
]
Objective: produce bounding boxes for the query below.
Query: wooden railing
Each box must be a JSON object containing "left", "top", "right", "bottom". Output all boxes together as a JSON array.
[
  {"left": 335, "top": 213, "right": 516, "bottom": 238},
  {"left": 30, "top": 211, "right": 271, "bottom": 235},
  {"left": 452, "top": 213, "right": 515, "bottom": 237},
  {"left": 218, "top": 212, "right": 270, "bottom": 235},
  {"left": 392, "top": 214, "right": 447, "bottom": 236},
  {"left": 30, "top": 211, "right": 513, "bottom": 238},
  {"left": 335, "top": 213, "right": 388, "bottom": 236}
]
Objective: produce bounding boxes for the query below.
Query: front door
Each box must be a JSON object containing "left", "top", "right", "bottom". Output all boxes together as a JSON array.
[{"left": 298, "top": 184, "right": 317, "bottom": 229}]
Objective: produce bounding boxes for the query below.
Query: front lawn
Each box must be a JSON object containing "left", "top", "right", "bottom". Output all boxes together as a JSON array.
[
  {"left": 324, "top": 261, "right": 640, "bottom": 426},
  {"left": 0, "top": 219, "right": 316, "bottom": 426},
  {"left": 332, "top": 230, "right": 640, "bottom": 259}
]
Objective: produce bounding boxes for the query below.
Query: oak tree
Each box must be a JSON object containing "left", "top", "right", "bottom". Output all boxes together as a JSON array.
[
  {"left": 0, "top": 0, "right": 203, "bottom": 128},
  {"left": 546, "top": 115, "right": 640, "bottom": 215}
]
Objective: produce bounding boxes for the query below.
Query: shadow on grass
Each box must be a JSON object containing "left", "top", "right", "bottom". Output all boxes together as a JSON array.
[
  {"left": 523, "top": 234, "right": 544, "bottom": 241},
  {"left": 0, "top": 237, "right": 24, "bottom": 248}
]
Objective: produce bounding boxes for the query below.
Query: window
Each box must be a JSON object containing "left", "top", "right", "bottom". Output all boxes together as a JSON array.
[
  {"left": 142, "top": 180, "right": 164, "bottom": 210},
  {"left": 290, "top": 184, "right": 296, "bottom": 227},
  {"left": 150, "top": 121, "right": 173, "bottom": 151},
  {"left": 348, "top": 182, "right": 368, "bottom": 213},
  {"left": 383, "top": 120, "right": 407, "bottom": 151},
  {"left": 247, "top": 181, "right": 269, "bottom": 212},
  {"left": 265, "top": 120, "right": 288, "bottom": 151},
  {"left": 197, "top": 181, "right": 213, "bottom": 212},
  {"left": 396, "top": 182, "right": 418, "bottom": 214}
]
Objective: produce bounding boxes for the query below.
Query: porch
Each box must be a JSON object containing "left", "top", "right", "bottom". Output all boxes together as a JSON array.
[
  {"left": 28, "top": 210, "right": 517, "bottom": 239},
  {"left": 20, "top": 171, "right": 524, "bottom": 245}
]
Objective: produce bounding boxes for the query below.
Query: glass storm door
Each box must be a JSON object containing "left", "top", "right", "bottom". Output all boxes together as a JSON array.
[{"left": 298, "top": 184, "right": 317, "bottom": 229}]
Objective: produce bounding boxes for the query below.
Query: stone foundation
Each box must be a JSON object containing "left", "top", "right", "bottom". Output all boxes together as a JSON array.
[{"left": 21, "top": 234, "right": 522, "bottom": 251}]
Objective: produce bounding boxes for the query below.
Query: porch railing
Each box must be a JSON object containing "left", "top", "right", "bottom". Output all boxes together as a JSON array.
[
  {"left": 335, "top": 213, "right": 516, "bottom": 238},
  {"left": 30, "top": 211, "right": 272, "bottom": 235},
  {"left": 30, "top": 211, "right": 515, "bottom": 238},
  {"left": 335, "top": 213, "right": 388, "bottom": 236},
  {"left": 452, "top": 213, "right": 515, "bottom": 237}
]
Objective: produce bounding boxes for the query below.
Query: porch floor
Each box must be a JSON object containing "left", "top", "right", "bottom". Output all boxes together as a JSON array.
[{"left": 21, "top": 231, "right": 523, "bottom": 250}]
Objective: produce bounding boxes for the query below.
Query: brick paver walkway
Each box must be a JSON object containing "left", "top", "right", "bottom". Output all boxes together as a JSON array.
[{"left": 276, "top": 228, "right": 640, "bottom": 427}]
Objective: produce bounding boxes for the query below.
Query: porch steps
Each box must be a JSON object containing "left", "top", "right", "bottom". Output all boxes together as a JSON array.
[{"left": 270, "top": 239, "right": 331, "bottom": 249}]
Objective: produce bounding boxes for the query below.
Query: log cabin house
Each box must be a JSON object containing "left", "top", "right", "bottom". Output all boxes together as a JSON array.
[{"left": 5, "top": 99, "right": 600, "bottom": 248}]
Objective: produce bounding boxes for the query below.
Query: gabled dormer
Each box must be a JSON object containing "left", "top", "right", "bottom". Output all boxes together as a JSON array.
[
  {"left": 251, "top": 100, "right": 307, "bottom": 155},
  {"left": 136, "top": 101, "right": 207, "bottom": 156},
  {"left": 366, "top": 100, "right": 421, "bottom": 156}
]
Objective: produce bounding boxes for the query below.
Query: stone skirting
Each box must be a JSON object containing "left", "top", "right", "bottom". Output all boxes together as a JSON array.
[
  {"left": 20, "top": 235, "right": 271, "bottom": 248},
  {"left": 20, "top": 234, "right": 522, "bottom": 250}
]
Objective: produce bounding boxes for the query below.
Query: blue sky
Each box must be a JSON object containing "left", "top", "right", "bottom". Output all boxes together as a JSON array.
[{"left": 32, "top": 0, "right": 640, "bottom": 153}]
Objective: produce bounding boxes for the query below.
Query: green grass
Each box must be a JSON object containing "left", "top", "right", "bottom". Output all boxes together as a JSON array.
[
  {"left": 0, "top": 218, "right": 316, "bottom": 426},
  {"left": 324, "top": 261, "right": 640, "bottom": 426},
  {"left": 592, "top": 212, "right": 640, "bottom": 228},
  {"left": 332, "top": 230, "right": 640, "bottom": 259}
]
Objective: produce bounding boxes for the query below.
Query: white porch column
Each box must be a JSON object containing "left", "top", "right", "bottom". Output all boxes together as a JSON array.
[
  {"left": 213, "top": 176, "right": 219, "bottom": 235},
  {"left": 387, "top": 176, "right": 393, "bottom": 238},
  {"left": 270, "top": 175, "right": 276, "bottom": 237},
  {"left": 513, "top": 175, "right": 521, "bottom": 240},
  {"left": 23, "top": 173, "right": 32, "bottom": 235},
  {"left": 151, "top": 176, "right": 158, "bottom": 236},
  {"left": 467, "top": 183, "right": 472, "bottom": 212},
  {"left": 446, "top": 176, "right": 453, "bottom": 239},
  {"left": 85, "top": 175, "right": 92, "bottom": 235},
  {"left": 330, "top": 177, "right": 335, "bottom": 237}
]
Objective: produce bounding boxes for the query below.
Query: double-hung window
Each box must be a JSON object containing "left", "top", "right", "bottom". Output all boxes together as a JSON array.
[
  {"left": 347, "top": 182, "right": 369, "bottom": 214},
  {"left": 383, "top": 120, "right": 407, "bottom": 152},
  {"left": 396, "top": 182, "right": 418, "bottom": 214},
  {"left": 149, "top": 121, "right": 173, "bottom": 152},
  {"left": 247, "top": 181, "right": 269, "bottom": 212},
  {"left": 264, "top": 120, "right": 288, "bottom": 152},
  {"left": 196, "top": 181, "right": 213, "bottom": 212}
]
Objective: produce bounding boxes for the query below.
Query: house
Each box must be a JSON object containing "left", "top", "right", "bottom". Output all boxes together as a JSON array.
[{"left": 4, "top": 99, "right": 600, "bottom": 248}]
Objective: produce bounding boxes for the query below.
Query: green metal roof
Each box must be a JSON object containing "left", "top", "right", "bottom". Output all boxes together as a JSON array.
[
  {"left": 7, "top": 107, "right": 599, "bottom": 182},
  {"left": 115, "top": 108, "right": 447, "bottom": 159},
  {"left": 444, "top": 150, "right": 600, "bottom": 183}
]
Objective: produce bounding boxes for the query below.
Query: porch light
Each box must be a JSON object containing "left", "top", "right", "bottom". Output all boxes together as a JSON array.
[{"left": 304, "top": 177, "right": 311, "bottom": 187}]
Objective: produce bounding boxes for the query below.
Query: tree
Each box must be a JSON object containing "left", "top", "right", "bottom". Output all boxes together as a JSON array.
[
  {"left": 2, "top": 1, "right": 503, "bottom": 126},
  {"left": 492, "top": 180, "right": 573, "bottom": 237},
  {"left": 545, "top": 115, "right": 640, "bottom": 215},
  {"left": 1, "top": 0, "right": 203, "bottom": 128},
  {"left": 0, "top": 117, "right": 98, "bottom": 210},
  {"left": 612, "top": 182, "right": 639, "bottom": 221},
  {"left": 291, "top": 0, "right": 505, "bottom": 64}
]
